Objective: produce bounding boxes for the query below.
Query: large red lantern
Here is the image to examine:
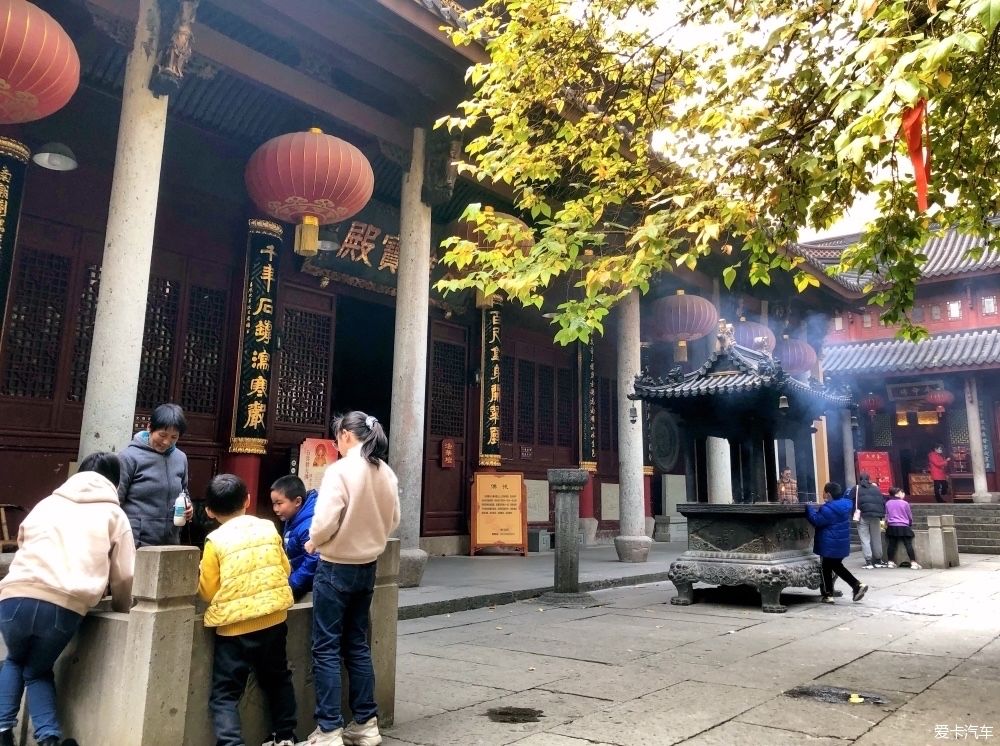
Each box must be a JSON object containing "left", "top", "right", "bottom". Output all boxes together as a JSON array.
[
  {"left": 926, "top": 389, "right": 954, "bottom": 413},
  {"left": 0, "top": 0, "right": 80, "bottom": 123},
  {"left": 449, "top": 211, "right": 534, "bottom": 254},
  {"left": 733, "top": 318, "right": 776, "bottom": 352},
  {"left": 245, "top": 128, "right": 374, "bottom": 257},
  {"left": 651, "top": 289, "right": 717, "bottom": 362},
  {"left": 860, "top": 393, "right": 885, "bottom": 417},
  {"left": 774, "top": 335, "right": 817, "bottom": 376}
]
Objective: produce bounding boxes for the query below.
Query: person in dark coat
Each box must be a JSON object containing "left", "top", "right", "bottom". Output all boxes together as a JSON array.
[
  {"left": 807, "top": 481, "right": 869, "bottom": 604},
  {"left": 855, "top": 471, "right": 887, "bottom": 569},
  {"left": 118, "top": 403, "right": 192, "bottom": 547}
]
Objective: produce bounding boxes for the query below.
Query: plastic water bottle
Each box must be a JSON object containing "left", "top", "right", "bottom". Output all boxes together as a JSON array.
[{"left": 174, "top": 491, "right": 188, "bottom": 527}]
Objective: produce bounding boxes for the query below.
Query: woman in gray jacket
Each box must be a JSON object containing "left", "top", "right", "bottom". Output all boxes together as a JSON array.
[{"left": 118, "top": 403, "right": 193, "bottom": 547}]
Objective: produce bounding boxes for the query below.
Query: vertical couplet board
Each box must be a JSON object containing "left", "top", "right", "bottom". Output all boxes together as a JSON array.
[{"left": 471, "top": 472, "right": 527, "bottom": 556}]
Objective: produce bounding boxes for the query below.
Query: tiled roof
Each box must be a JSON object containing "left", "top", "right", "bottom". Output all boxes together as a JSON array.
[
  {"left": 633, "top": 342, "right": 850, "bottom": 405},
  {"left": 795, "top": 223, "right": 1000, "bottom": 293},
  {"left": 823, "top": 328, "right": 1000, "bottom": 376}
]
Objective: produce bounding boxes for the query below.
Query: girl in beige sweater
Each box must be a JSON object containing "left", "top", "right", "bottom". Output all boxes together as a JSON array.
[{"left": 305, "top": 412, "right": 400, "bottom": 746}]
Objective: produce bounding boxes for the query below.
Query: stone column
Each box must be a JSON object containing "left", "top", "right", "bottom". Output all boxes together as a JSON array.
[
  {"left": 539, "top": 469, "right": 597, "bottom": 607},
  {"left": 706, "top": 436, "right": 733, "bottom": 504},
  {"left": 78, "top": 0, "right": 169, "bottom": 459},
  {"left": 615, "top": 290, "right": 651, "bottom": 562},
  {"left": 965, "top": 375, "right": 991, "bottom": 500},
  {"left": 841, "top": 408, "right": 857, "bottom": 488},
  {"left": 388, "top": 128, "right": 431, "bottom": 586},
  {"left": 372, "top": 539, "right": 400, "bottom": 726}
]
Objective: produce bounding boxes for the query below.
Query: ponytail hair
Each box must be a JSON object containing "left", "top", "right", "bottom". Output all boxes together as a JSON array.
[{"left": 332, "top": 410, "right": 388, "bottom": 466}]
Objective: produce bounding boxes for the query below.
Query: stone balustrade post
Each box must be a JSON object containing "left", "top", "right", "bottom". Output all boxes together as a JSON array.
[
  {"left": 372, "top": 538, "right": 400, "bottom": 727},
  {"left": 539, "top": 469, "right": 598, "bottom": 608},
  {"left": 940, "top": 514, "right": 960, "bottom": 568},
  {"left": 115, "top": 546, "right": 201, "bottom": 745},
  {"left": 926, "top": 515, "right": 948, "bottom": 569}
]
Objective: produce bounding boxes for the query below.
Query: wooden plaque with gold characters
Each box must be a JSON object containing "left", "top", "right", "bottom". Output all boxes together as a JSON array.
[{"left": 471, "top": 472, "right": 527, "bottom": 556}]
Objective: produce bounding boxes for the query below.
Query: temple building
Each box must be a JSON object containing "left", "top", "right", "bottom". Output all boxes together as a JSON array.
[{"left": 802, "top": 230, "right": 1000, "bottom": 502}]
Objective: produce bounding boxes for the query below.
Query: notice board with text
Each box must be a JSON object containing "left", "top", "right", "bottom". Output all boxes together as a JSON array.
[
  {"left": 856, "top": 451, "right": 892, "bottom": 495},
  {"left": 471, "top": 472, "right": 527, "bottom": 556}
]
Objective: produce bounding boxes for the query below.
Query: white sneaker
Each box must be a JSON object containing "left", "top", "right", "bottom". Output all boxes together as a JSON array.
[
  {"left": 307, "top": 726, "right": 345, "bottom": 746},
  {"left": 262, "top": 739, "right": 296, "bottom": 746},
  {"left": 863, "top": 564, "right": 875, "bottom": 570},
  {"left": 344, "top": 717, "right": 382, "bottom": 746},
  {"left": 886, "top": 561, "right": 896, "bottom": 568},
  {"left": 911, "top": 562, "right": 923, "bottom": 570}
]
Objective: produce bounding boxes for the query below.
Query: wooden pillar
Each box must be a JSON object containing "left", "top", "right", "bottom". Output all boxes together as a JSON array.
[
  {"left": 794, "top": 425, "right": 816, "bottom": 502},
  {"left": 763, "top": 434, "right": 779, "bottom": 502}
]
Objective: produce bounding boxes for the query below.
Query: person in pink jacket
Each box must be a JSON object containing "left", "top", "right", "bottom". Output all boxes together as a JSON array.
[
  {"left": 0, "top": 452, "right": 135, "bottom": 746},
  {"left": 305, "top": 412, "right": 400, "bottom": 746}
]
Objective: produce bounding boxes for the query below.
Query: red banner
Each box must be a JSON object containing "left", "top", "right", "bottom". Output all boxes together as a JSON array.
[{"left": 856, "top": 451, "right": 892, "bottom": 495}]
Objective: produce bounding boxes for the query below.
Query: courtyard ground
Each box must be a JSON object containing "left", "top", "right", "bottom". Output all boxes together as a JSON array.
[{"left": 386, "top": 553, "right": 1000, "bottom": 745}]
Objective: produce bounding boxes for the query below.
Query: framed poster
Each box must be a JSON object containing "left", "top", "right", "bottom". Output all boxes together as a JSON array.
[
  {"left": 856, "top": 451, "right": 892, "bottom": 495},
  {"left": 470, "top": 472, "right": 527, "bottom": 556},
  {"left": 299, "top": 438, "right": 338, "bottom": 492}
]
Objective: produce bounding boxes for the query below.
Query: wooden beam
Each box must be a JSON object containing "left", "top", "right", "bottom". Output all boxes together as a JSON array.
[
  {"left": 209, "top": 0, "right": 441, "bottom": 117},
  {"left": 85, "top": 0, "right": 411, "bottom": 148},
  {"left": 367, "top": 0, "right": 489, "bottom": 64},
  {"left": 193, "top": 24, "right": 412, "bottom": 148},
  {"left": 254, "top": 0, "right": 459, "bottom": 102}
]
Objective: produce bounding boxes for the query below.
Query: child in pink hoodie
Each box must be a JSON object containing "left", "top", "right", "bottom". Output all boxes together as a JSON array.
[{"left": 0, "top": 452, "right": 135, "bottom": 746}]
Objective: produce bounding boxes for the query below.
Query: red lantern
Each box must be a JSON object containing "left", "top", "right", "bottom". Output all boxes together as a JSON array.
[
  {"left": 733, "top": 318, "right": 776, "bottom": 352},
  {"left": 860, "top": 393, "right": 885, "bottom": 417},
  {"left": 651, "top": 289, "right": 717, "bottom": 362},
  {"left": 245, "top": 128, "right": 374, "bottom": 257},
  {"left": 449, "top": 211, "right": 534, "bottom": 254},
  {"left": 0, "top": 0, "right": 80, "bottom": 123},
  {"left": 774, "top": 335, "right": 817, "bottom": 376},
  {"left": 926, "top": 389, "right": 954, "bottom": 413}
]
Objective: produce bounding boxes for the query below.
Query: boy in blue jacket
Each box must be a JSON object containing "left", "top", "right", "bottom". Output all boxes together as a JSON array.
[
  {"left": 270, "top": 476, "right": 319, "bottom": 601},
  {"left": 806, "top": 482, "right": 869, "bottom": 604}
]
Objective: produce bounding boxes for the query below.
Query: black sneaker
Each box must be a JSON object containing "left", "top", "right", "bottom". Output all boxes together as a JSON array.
[{"left": 853, "top": 584, "right": 869, "bottom": 602}]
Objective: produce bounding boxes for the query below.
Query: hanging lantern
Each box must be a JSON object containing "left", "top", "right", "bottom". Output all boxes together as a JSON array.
[
  {"left": 774, "top": 335, "right": 818, "bottom": 376},
  {"left": 733, "top": 317, "right": 776, "bottom": 352},
  {"left": 651, "top": 289, "right": 717, "bottom": 362},
  {"left": 245, "top": 128, "right": 374, "bottom": 257},
  {"left": 925, "top": 389, "right": 954, "bottom": 413},
  {"left": 0, "top": 0, "right": 80, "bottom": 123},
  {"left": 859, "top": 393, "right": 885, "bottom": 417}
]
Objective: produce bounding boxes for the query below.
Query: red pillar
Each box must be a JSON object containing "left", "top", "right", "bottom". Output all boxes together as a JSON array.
[
  {"left": 222, "top": 454, "right": 262, "bottom": 515},
  {"left": 579, "top": 469, "right": 596, "bottom": 519},
  {"left": 643, "top": 467, "right": 653, "bottom": 518}
]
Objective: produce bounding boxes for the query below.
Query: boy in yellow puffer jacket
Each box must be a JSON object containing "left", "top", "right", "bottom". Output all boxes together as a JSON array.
[{"left": 198, "top": 474, "right": 297, "bottom": 746}]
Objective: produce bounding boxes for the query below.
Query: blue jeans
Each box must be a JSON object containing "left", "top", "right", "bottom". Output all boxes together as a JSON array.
[
  {"left": 312, "top": 561, "right": 377, "bottom": 732},
  {"left": 0, "top": 598, "right": 83, "bottom": 741}
]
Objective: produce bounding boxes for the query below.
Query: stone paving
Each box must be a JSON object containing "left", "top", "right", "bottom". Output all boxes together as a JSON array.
[{"left": 384, "top": 553, "right": 1000, "bottom": 745}]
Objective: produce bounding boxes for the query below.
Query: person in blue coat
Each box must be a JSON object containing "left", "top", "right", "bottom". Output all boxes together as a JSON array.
[
  {"left": 270, "top": 475, "right": 319, "bottom": 601},
  {"left": 806, "top": 482, "right": 869, "bottom": 604}
]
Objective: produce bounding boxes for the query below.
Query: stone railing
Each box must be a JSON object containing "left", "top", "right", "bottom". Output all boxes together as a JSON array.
[{"left": 21, "top": 540, "right": 399, "bottom": 746}]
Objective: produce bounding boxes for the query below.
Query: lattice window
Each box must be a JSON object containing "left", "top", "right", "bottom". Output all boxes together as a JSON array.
[
  {"left": 429, "top": 340, "right": 465, "bottom": 438},
  {"left": 275, "top": 308, "right": 332, "bottom": 425},
  {"left": 557, "top": 367, "right": 574, "bottom": 448},
  {"left": 537, "top": 364, "right": 554, "bottom": 446},
  {"left": 136, "top": 277, "right": 180, "bottom": 410},
  {"left": 948, "top": 407, "right": 970, "bottom": 447},
  {"left": 517, "top": 360, "right": 536, "bottom": 443},
  {"left": 180, "top": 287, "right": 227, "bottom": 415},
  {"left": 872, "top": 412, "right": 893, "bottom": 448},
  {"left": 68, "top": 264, "right": 101, "bottom": 402},
  {"left": 1, "top": 249, "right": 70, "bottom": 399},
  {"left": 500, "top": 355, "right": 515, "bottom": 443}
]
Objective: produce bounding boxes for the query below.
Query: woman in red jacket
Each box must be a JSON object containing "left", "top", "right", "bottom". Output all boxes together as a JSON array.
[{"left": 928, "top": 444, "right": 951, "bottom": 503}]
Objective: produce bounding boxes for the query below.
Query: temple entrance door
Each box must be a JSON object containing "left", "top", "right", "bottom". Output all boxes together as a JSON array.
[
  {"left": 892, "top": 424, "right": 947, "bottom": 493},
  {"left": 422, "top": 321, "right": 470, "bottom": 536},
  {"left": 330, "top": 296, "right": 395, "bottom": 431}
]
